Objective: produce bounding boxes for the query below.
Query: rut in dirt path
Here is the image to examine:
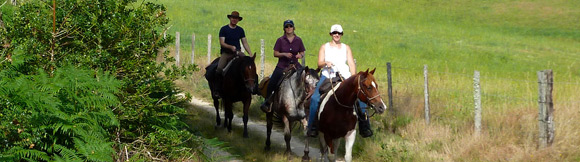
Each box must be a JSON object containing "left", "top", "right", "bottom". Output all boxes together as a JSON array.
[{"left": 188, "top": 97, "right": 321, "bottom": 159}]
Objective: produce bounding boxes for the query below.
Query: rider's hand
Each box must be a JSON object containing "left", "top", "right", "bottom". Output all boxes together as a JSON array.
[
  {"left": 286, "top": 53, "right": 293, "bottom": 58},
  {"left": 295, "top": 53, "right": 303, "bottom": 59},
  {"left": 325, "top": 61, "right": 334, "bottom": 68},
  {"left": 231, "top": 46, "right": 237, "bottom": 52}
]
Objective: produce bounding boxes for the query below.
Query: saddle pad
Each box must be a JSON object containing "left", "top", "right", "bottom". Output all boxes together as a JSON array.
[
  {"left": 319, "top": 76, "right": 343, "bottom": 95},
  {"left": 318, "top": 82, "right": 341, "bottom": 118},
  {"left": 258, "top": 76, "right": 270, "bottom": 98}
]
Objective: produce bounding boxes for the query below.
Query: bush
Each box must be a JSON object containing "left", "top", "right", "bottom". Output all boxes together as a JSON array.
[{"left": 1, "top": 0, "right": 202, "bottom": 161}]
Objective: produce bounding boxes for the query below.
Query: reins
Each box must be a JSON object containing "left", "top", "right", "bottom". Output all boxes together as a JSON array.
[
  {"left": 327, "top": 69, "right": 381, "bottom": 117},
  {"left": 328, "top": 71, "right": 352, "bottom": 108}
]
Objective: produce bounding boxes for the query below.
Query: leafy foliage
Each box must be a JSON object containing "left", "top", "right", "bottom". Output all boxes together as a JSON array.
[
  {"left": 1, "top": 0, "right": 202, "bottom": 161},
  {"left": 0, "top": 66, "right": 119, "bottom": 161}
]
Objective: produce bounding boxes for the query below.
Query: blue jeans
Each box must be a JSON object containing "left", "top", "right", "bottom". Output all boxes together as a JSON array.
[{"left": 308, "top": 75, "right": 368, "bottom": 129}]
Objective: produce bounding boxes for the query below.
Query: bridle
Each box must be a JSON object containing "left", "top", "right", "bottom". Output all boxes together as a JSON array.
[
  {"left": 327, "top": 70, "right": 381, "bottom": 117},
  {"left": 356, "top": 75, "right": 381, "bottom": 117}
]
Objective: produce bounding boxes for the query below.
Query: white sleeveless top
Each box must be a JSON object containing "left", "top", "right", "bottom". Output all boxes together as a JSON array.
[{"left": 321, "top": 42, "right": 351, "bottom": 79}]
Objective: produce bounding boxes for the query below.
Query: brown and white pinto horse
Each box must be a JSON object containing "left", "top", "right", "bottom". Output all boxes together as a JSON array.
[
  {"left": 316, "top": 68, "right": 386, "bottom": 162},
  {"left": 204, "top": 54, "right": 258, "bottom": 138}
]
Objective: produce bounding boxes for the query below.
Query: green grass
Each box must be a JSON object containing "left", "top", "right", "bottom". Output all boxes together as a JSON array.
[{"left": 155, "top": 0, "right": 580, "bottom": 161}]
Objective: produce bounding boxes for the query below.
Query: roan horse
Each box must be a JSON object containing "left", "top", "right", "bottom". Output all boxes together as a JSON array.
[
  {"left": 263, "top": 66, "right": 320, "bottom": 160},
  {"left": 204, "top": 54, "right": 258, "bottom": 137},
  {"left": 316, "top": 68, "right": 386, "bottom": 162}
]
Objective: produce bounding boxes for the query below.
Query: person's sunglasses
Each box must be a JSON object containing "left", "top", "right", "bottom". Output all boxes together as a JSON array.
[
  {"left": 285, "top": 25, "right": 294, "bottom": 28},
  {"left": 331, "top": 32, "right": 343, "bottom": 35}
]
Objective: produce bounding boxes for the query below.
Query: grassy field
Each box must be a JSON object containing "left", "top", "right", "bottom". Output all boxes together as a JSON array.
[{"left": 149, "top": 0, "right": 580, "bottom": 161}]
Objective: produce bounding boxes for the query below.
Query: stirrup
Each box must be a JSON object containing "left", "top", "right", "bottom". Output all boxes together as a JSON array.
[
  {"left": 260, "top": 102, "right": 271, "bottom": 113},
  {"left": 307, "top": 125, "right": 318, "bottom": 137}
]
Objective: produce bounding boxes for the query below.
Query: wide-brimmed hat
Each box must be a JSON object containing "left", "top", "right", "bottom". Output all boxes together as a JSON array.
[{"left": 227, "top": 11, "right": 243, "bottom": 21}]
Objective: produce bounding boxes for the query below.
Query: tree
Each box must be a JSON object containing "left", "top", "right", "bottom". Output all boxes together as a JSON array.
[{"left": 1, "top": 0, "right": 202, "bottom": 161}]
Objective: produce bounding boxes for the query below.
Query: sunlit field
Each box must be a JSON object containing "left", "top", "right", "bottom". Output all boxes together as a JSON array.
[{"left": 150, "top": 0, "right": 580, "bottom": 161}]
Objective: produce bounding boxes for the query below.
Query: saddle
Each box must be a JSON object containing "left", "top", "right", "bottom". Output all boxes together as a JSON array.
[
  {"left": 222, "top": 56, "right": 239, "bottom": 76},
  {"left": 204, "top": 55, "right": 239, "bottom": 80},
  {"left": 318, "top": 72, "right": 344, "bottom": 96},
  {"left": 257, "top": 64, "right": 299, "bottom": 98}
]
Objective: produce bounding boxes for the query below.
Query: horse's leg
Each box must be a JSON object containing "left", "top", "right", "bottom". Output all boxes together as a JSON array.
[
  {"left": 344, "top": 129, "right": 357, "bottom": 162},
  {"left": 265, "top": 111, "right": 273, "bottom": 151},
  {"left": 300, "top": 118, "right": 310, "bottom": 161},
  {"left": 283, "top": 116, "right": 291, "bottom": 154},
  {"left": 242, "top": 97, "right": 250, "bottom": 138},
  {"left": 319, "top": 133, "right": 328, "bottom": 162},
  {"left": 224, "top": 100, "right": 233, "bottom": 131},
  {"left": 329, "top": 138, "right": 340, "bottom": 162},
  {"left": 213, "top": 98, "right": 221, "bottom": 128}
]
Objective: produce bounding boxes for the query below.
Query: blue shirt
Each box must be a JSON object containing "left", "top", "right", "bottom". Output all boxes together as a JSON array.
[
  {"left": 219, "top": 25, "right": 246, "bottom": 54},
  {"left": 273, "top": 34, "right": 305, "bottom": 69}
]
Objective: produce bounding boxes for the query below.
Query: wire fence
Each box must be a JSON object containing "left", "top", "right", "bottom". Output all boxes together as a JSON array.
[{"left": 173, "top": 32, "right": 574, "bottom": 147}]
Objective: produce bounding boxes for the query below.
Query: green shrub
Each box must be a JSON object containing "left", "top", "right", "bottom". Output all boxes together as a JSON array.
[
  {"left": 1, "top": 0, "right": 202, "bottom": 161},
  {"left": 0, "top": 66, "right": 120, "bottom": 161}
]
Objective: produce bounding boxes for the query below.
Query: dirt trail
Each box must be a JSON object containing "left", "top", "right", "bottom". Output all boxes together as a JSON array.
[{"left": 188, "top": 97, "right": 321, "bottom": 160}]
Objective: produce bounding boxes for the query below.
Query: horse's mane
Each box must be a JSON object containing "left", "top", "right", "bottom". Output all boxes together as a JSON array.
[{"left": 227, "top": 56, "right": 254, "bottom": 80}]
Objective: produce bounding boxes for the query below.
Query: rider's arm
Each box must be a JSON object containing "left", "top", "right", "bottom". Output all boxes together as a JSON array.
[
  {"left": 219, "top": 37, "right": 236, "bottom": 52},
  {"left": 345, "top": 44, "right": 356, "bottom": 75},
  {"left": 274, "top": 50, "right": 292, "bottom": 58},
  {"left": 317, "top": 44, "right": 327, "bottom": 69},
  {"left": 241, "top": 37, "right": 251, "bottom": 56}
]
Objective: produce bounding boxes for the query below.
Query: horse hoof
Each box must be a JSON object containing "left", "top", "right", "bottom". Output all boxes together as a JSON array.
[
  {"left": 243, "top": 133, "right": 249, "bottom": 138},
  {"left": 264, "top": 146, "right": 271, "bottom": 151},
  {"left": 301, "top": 155, "right": 310, "bottom": 162}
]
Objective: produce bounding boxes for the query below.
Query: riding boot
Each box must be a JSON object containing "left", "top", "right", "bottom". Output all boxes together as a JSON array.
[
  {"left": 307, "top": 115, "right": 319, "bottom": 137},
  {"left": 355, "top": 108, "right": 373, "bottom": 138},
  {"left": 260, "top": 91, "right": 274, "bottom": 113}
]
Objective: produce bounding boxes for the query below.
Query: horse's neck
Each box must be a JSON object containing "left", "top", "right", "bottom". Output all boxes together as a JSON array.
[
  {"left": 284, "top": 70, "right": 305, "bottom": 94},
  {"left": 333, "top": 75, "right": 358, "bottom": 107}
]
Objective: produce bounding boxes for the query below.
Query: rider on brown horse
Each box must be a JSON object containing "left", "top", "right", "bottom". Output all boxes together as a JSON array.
[{"left": 214, "top": 11, "right": 253, "bottom": 98}]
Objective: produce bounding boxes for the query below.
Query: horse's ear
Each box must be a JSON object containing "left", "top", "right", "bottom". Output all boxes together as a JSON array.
[
  {"left": 370, "top": 68, "right": 376, "bottom": 75},
  {"left": 251, "top": 53, "right": 256, "bottom": 60},
  {"left": 365, "top": 68, "right": 369, "bottom": 74}
]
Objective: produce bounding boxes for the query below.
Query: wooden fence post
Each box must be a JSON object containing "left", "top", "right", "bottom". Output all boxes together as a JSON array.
[
  {"left": 473, "top": 70, "right": 482, "bottom": 136},
  {"left": 260, "top": 39, "right": 265, "bottom": 79},
  {"left": 191, "top": 34, "right": 195, "bottom": 65},
  {"left": 538, "top": 70, "right": 554, "bottom": 148},
  {"left": 207, "top": 34, "right": 211, "bottom": 65},
  {"left": 423, "top": 65, "right": 430, "bottom": 124},
  {"left": 387, "top": 62, "right": 394, "bottom": 114},
  {"left": 301, "top": 53, "right": 305, "bottom": 66},
  {"left": 175, "top": 32, "right": 180, "bottom": 66}
]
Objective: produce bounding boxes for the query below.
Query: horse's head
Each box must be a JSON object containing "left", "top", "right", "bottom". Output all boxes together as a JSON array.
[
  {"left": 302, "top": 66, "right": 321, "bottom": 97},
  {"left": 356, "top": 68, "right": 387, "bottom": 114},
  {"left": 241, "top": 53, "right": 258, "bottom": 94}
]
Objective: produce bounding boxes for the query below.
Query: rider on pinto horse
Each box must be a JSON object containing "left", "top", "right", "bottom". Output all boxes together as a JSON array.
[{"left": 307, "top": 24, "right": 374, "bottom": 138}]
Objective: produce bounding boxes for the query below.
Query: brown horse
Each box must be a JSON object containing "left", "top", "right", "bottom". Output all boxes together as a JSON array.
[
  {"left": 204, "top": 54, "right": 258, "bottom": 137},
  {"left": 264, "top": 66, "right": 319, "bottom": 159},
  {"left": 316, "top": 68, "right": 386, "bottom": 162}
]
